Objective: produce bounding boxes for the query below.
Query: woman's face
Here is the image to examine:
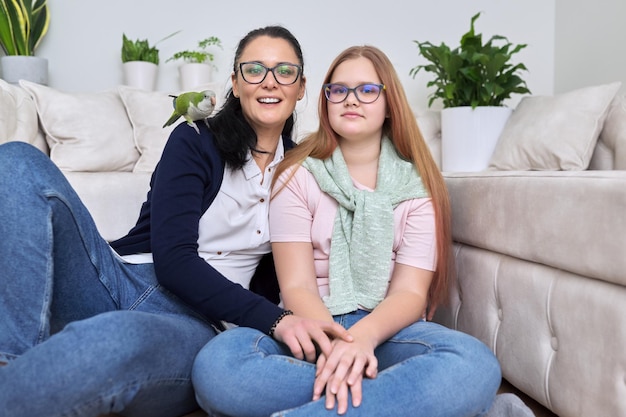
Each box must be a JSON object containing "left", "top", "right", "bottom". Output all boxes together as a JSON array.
[
  {"left": 326, "top": 56, "right": 387, "bottom": 143},
  {"left": 232, "top": 35, "right": 305, "bottom": 136}
]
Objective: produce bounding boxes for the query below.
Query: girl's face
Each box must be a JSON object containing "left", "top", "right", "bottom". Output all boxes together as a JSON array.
[
  {"left": 232, "top": 36, "right": 305, "bottom": 136},
  {"left": 325, "top": 56, "right": 387, "bottom": 143}
]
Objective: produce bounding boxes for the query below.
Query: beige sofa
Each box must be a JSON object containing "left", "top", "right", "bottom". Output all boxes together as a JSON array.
[
  {"left": 431, "top": 83, "right": 626, "bottom": 417},
  {"left": 2, "top": 77, "right": 625, "bottom": 417}
]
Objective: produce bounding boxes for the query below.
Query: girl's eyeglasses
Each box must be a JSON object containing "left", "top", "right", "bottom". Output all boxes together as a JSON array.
[{"left": 322, "top": 83, "right": 386, "bottom": 104}]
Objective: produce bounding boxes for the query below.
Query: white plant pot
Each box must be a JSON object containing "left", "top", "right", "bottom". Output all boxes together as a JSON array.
[
  {"left": 179, "top": 63, "right": 213, "bottom": 90},
  {"left": 122, "top": 61, "right": 158, "bottom": 91},
  {"left": 0, "top": 56, "right": 48, "bottom": 85},
  {"left": 440, "top": 106, "right": 512, "bottom": 172}
]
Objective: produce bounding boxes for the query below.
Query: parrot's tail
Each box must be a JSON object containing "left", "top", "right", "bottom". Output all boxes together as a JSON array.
[{"left": 163, "top": 114, "right": 181, "bottom": 128}]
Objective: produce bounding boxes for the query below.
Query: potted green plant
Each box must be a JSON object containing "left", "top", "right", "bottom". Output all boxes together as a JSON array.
[
  {"left": 121, "top": 31, "right": 178, "bottom": 91},
  {"left": 0, "top": 0, "right": 50, "bottom": 85},
  {"left": 121, "top": 34, "right": 160, "bottom": 65},
  {"left": 409, "top": 12, "right": 531, "bottom": 171},
  {"left": 121, "top": 34, "right": 160, "bottom": 90},
  {"left": 167, "top": 36, "right": 222, "bottom": 90}
]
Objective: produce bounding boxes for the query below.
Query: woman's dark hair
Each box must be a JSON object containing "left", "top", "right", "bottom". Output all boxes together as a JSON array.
[{"left": 208, "top": 25, "right": 304, "bottom": 169}]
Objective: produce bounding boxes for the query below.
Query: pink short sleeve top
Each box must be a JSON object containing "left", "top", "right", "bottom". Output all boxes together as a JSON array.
[{"left": 270, "top": 166, "right": 437, "bottom": 299}]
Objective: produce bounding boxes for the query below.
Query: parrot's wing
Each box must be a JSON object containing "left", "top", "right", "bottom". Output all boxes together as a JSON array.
[{"left": 175, "top": 92, "right": 202, "bottom": 114}]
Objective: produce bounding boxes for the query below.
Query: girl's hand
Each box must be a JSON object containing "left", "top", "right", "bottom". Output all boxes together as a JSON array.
[
  {"left": 272, "top": 315, "right": 353, "bottom": 363},
  {"left": 313, "top": 338, "right": 378, "bottom": 414}
]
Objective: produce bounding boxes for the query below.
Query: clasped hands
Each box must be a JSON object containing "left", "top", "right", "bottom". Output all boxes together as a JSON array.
[{"left": 273, "top": 315, "right": 377, "bottom": 415}]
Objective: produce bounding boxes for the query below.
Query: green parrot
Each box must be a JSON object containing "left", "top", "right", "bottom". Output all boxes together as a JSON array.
[{"left": 163, "top": 90, "right": 217, "bottom": 134}]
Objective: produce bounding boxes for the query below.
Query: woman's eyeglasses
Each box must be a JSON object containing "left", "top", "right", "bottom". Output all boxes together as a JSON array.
[
  {"left": 323, "top": 83, "right": 386, "bottom": 104},
  {"left": 238, "top": 62, "right": 302, "bottom": 85}
]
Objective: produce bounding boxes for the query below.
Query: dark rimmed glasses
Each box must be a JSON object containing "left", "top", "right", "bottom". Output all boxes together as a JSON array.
[
  {"left": 323, "top": 83, "right": 386, "bottom": 104},
  {"left": 238, "top": 62, "right": 302, "bottom": 85}
]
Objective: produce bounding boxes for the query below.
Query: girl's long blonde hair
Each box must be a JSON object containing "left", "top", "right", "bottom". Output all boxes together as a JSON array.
[{"left": 272, "top": 45, "right": 452, "bottom": 310}]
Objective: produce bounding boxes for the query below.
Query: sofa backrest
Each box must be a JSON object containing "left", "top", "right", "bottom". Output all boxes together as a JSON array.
[
  {"left": 590, "top": 94, "right": 626, "bottom": 170},
  {"left": 0, "top": 79, "right": 226, "bottom": 174},
  {"left": 1, "top": 78, "right": 624, "bottom": 173},
  {"left": 415, "top": 109, "right": 442, "bottom": 169}
]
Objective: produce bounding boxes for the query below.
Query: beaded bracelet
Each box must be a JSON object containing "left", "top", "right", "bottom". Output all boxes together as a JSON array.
[{"left": 268, "top": 309, "right": 293, "bottom": 338}]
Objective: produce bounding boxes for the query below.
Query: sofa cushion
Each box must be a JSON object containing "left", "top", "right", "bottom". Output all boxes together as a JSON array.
[
  {"left": 489, "top": 82, "right": 621, "bottom": 171},
  {"left": 63, "top": 171, "right": 152, "bottom": 242},
  {"left": 118, "top": 86, "right": 178, "bottom": 173},
  {"left": 0, "top": 79, "right": 43, "bottom": 150},
  {"left": 20, "top": 80, "right": 139, "bottom": 172},
  {"left": 119, "top": 83, "right": 225, "bottom": 173}
]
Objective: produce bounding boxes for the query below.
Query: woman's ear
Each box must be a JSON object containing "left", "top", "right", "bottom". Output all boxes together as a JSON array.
[
  {"left": 298, "top": 76, "right": 306, "bottom": 100},
  {"left": 231, "top": 72, "right": 239, "bottom": 98}
]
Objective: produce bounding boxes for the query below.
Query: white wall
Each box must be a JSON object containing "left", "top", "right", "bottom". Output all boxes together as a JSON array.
[
  {"left": 554, "top": 0, "right": 626, "bottom": 94},
  {"left": 34, "top": 0, "right": 555, "bottom": 136}
]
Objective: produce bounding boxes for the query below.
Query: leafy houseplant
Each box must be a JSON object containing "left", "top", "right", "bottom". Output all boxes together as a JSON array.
[
  {"left": 0, "top": 0, "right": 49, "bottom": 56},
  {"left": 167, "top": 36, "right": 222, "bottom": 90},
  {"left": 121, "top": 34, "right": 160, "bottom": 64},
  {"left": 409, "top": 12, "right": 530, "bottom": 109},
  {"left": 121, "top": 31, "right": 179, "bottom": 64},
  {"left": 121, "top": 32, "right": 179, "bottom": 90},
  {"left": 166, "top": 36, "right": 223, "bottom": 67},
  {"left": 0, "top": 0, "right": 50, "bottom": 85},
  {"left": 410, "top": 13, "right": 531, "bottom": 172}
]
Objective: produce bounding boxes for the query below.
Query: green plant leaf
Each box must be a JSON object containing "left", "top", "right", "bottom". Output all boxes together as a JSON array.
[
  {"left": 0, "top": 0, "right": 17, "bottom": 55},
  {"left": 29, "top": 0, "right": 49, "bottom": 53},
  {"left": 6, "top": 0, "right": 26, "bottom": 55}
]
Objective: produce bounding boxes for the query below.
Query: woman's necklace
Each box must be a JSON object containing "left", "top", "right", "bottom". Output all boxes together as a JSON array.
[
  {"left": 250, "top": 147, "right": 275, "bottom": 155},
  {"left": 250, "top": 147, "right": 276, "bottom": 184}
]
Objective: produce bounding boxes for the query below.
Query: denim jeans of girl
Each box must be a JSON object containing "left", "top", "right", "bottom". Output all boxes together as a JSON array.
[
  {"left": 0, "top": 142, "right": 217, "bottom": 417},
  {"left": 192, "top": 310, "right": 502, "bottom": 417}
]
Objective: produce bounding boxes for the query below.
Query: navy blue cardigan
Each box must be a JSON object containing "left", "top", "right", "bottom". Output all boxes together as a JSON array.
[{"left": 111, "top": 121, "right": 294, "bottom": 333}]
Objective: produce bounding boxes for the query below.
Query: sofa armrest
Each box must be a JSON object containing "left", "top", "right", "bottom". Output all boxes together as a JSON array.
[{"left": 444, "top": 170, "right": 626, "bottom": 287}]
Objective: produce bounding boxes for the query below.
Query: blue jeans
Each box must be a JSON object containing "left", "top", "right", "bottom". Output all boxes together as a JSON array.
[
  {"left": 192, "top": 310, "right": 502, "bottom": 417},
  {"left": 0, "top": 142, "right": 217, "bottom": 417}
]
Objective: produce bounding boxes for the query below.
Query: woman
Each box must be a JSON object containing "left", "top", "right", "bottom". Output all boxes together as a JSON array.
[
  {"left": 0, "top": 25, "right": 347, "bottom": 417},
  {"left": 192, "top": 46, "right": 502, "bottom": 417}
]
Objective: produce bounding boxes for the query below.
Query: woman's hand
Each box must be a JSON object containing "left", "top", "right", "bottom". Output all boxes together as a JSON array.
[
  {"left": 313, "top": 338, "right": 378, "bottom": 414},
  {"left": 272, "top": 315, "right": 353, "bottom": 363}
]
